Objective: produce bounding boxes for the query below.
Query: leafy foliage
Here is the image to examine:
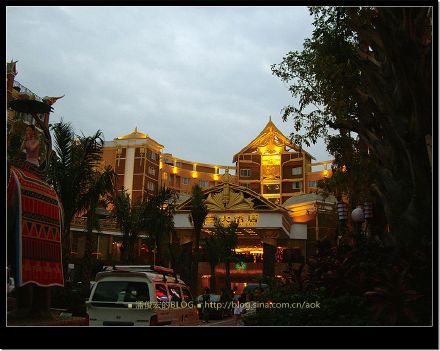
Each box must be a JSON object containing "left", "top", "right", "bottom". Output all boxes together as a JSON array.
[
  {"left": 272, "top": 7, "right": 432, "bottom": 246},
  {"left": 47, "top": 120, "right": 107, "bottom": 275}
]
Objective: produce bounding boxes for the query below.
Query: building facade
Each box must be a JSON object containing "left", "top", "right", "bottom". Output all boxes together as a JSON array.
[{"left": 70, "top": 118, "right": 338, "bottom": 294}]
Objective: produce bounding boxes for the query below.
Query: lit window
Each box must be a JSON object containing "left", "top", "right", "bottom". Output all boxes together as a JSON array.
[
  {"left": 162, "top": 172, "right": 168, "bottom": 180},
  {"left": 147, "top": 182, "right": 155, "bottom": 191},
  {"left": 292, "top": 167, "right": 302, "bottom": 176},
  {"left": 240, "top": 169, "right": 251, "bottom": 177}
]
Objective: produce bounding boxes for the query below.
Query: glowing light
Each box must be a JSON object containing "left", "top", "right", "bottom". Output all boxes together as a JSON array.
[
  {"left": 213, "top": 174, "right": 219, "bottom": 181},
  {"left": 159, "top": 161, "right": 163, "bottom": 169},
  {"left": 172, "top": 166, "right": 178, "bottom": 174},
  {"left": 322, "top": 170, "right": 329, "bottom": 177},
  {"left": 192, "top": 171, "right": 198, "bottom": 178},
  {"left": 342, "top": 165, "right": 347, "bottom": 173},
  {"left": 261, "top": 154, "right": 281, "bottom": 166}
]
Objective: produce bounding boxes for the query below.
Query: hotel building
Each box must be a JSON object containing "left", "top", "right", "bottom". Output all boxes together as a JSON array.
[{"left": 70, "top": 119, "right": 337, "bottom": 294}]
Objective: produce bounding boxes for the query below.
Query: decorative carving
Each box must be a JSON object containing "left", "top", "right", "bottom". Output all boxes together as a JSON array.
[{"left": 205, "top": 183, "right": 254, "bottom": 211}]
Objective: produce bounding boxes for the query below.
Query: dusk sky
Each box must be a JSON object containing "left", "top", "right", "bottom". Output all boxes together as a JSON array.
[{"left": 7, "top": 6, "right": 332, "bottom": 167}]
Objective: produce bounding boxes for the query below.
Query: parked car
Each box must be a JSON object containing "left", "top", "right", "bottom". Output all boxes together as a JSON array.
[
  {"left": 196, "top": 294, "right": 232, "bottom": 319},
  {"left": 86, "top": 265, "right": 199, "bottom": 326}
]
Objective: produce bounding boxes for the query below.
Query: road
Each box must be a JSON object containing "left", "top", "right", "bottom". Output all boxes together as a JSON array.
[{"left": 199, "top": 316, "right": 241, "bottom": 326}]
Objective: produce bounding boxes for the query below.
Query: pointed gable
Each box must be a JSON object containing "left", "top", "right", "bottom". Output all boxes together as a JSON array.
[{"left": 232, "top": 118, "right": 313, "bottom": 163}]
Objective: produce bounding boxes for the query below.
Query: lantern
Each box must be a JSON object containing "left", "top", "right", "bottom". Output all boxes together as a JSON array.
[{"left": 351, "top": 205, "right": 365, "bottom": 222}]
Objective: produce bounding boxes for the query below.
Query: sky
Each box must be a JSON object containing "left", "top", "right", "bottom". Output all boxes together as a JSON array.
[{"left": 7, "top": 6, "right": 332, "bottom": 167}]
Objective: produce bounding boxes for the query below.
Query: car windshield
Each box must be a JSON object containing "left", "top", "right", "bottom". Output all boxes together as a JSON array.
[{"left": 92, "top": 281, "right": 150, "bottom": 302}]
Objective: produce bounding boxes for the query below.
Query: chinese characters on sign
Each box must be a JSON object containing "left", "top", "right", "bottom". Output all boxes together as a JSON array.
[{"left": 204, "top": 213, "right": 259, "bottom": 227}]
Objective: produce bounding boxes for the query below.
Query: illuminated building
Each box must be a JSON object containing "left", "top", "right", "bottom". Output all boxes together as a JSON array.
[
  {"left": 233, "top": 117, "right": 333, "bottom": 204},
  {"left": 70, "top": 120, "right": 337, "bottom": 294}
]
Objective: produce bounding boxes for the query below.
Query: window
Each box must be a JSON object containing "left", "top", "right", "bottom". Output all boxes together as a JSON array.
[
  {"left": 168, "top": 285, "right": 182, "bottom": 302},
  {"left": 240, "top": 169, "right": 251, "bottom": 177},
  {"left": 147, "top": 182, "right": 155, "bottom": 191},
  {"left": 92, "top": 281, "right": 150, "bottom": 303},
  {"left": 292, "top": 167, "right": 302, "bottom": 176},
  {"left": 181, "top": 287, "right": 193, "bottom": 302},
  {"left": 199, "top": 179, "right": 208, "bottom": 188},
  {"left": 182, "top": 177, "right": 190, "bottom": 185},
  {"left": 240, "top": 183, "right": 250, "bottom": 188},
  {"left": 155, "top": 284, "right": 169, "bottom": 302},
  {"left": 162, "top": 172, "right": 168, "bottom": 180},
  {"left": 308, "top": 181, "right": 318, "bottom": 188},
  {"left": 209, "top": 181, "right": 215, "bottom": 187},
  {"left": 148, "top": 166, "right": 156, "bottom": 176},
  {"left": 147, "top": 149, "right": 157, "bottom": 161},
  {"left": 292, "top": 182, "right": 302, "bottom": 190}
]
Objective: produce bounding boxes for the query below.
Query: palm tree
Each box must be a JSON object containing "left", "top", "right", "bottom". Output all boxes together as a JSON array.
[
  {"left": 144, "top": 186, "right": 178, "bottom": 267},
  {"left": 111, "top": 188, "right": 143, "bottom": 264},
  {"left": 189, "top": 184, "right": 208, "bottom": 295},
  {"left": 213, "top": 219, "right": 239, "bottom": 293},
  {"left": 203, "top": 235, "right": 222, "bottom": 292},
  {"left": 80, "top": 165, "right": 117, "bottom": 285},
  {"left": 48, "top": 121, "right": 106, "bottom": 277}
]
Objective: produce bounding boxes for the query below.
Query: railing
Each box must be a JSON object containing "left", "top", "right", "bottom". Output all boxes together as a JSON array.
[
  {"left": 12, "top": 80, "right": 43, "bottom": 102},
  {"left": 70, "top": 217, "right": 120, "bottom": 232}
]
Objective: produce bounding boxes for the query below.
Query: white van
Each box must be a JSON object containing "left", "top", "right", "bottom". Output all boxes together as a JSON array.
[{"left": 86, "top": 265, "right": 199, "bottom": 326}]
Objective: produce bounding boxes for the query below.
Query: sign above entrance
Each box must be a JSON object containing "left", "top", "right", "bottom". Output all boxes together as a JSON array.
[{"left": 204, "top": 213, "right": 259, "bottom": 227}]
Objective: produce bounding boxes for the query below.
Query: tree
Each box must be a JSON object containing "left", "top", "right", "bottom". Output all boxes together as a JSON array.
[
  {"left": 213, "top": 219, "right": 239, "bottom": 293},
  {"left": 143, "top": 186, "right": 178, "bottom": 267},
  {"left": 111, "top": 188, "right": 144, "bottom": 264},
  {"left": 271, "top": 7, "right": 432, "bottom": 247},
  {"left": 48, "top": 121, "right": 107, "bottom": 277},
  {"left": 80, "top": 165, "right": 117, "bottom": 285},
  {"left": 188, "top": 184, "right": 209, "bottom": 295},
  {"left": 203, "top": 234, "right": 222, "bottom": 292}
]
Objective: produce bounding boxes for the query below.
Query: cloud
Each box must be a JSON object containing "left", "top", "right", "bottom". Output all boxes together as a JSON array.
[{"left": 7, "top": 6, "right": 332, "bottom": 166}]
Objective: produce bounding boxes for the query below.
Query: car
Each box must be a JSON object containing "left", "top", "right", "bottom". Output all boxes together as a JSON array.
[
  {"left": 86, "top": 265, "right": 199, "bottom": 326},
  {"left": 196, "top": 294, "right": 232, "bottom": 319}
]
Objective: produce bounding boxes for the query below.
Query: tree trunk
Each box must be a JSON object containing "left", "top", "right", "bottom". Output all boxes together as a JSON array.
[
  {"left": 209, "top": 263, "right": 217, "bottom": 293},
  {"left": 82, "top": 231, "right": 96, "bottom": 286},
  {"left": 191, "top": 228, "right": 202, "bottom": 295},
  {"left": 225, "top": 260, "right": 231, "bottom": 292},
  {"left": 62, "top": 221, "right": 72, "bottom": 282}
]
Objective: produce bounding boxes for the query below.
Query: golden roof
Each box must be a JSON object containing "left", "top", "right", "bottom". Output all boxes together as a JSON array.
[
  {"left": 114, "top": 127, "right": 165, "bottom": 149},
  {"left": 115, "top": 127, "right": 149, "bottom": 140},
  {"left": 232, "top": 118, "right": 313, "bottom": 162}
]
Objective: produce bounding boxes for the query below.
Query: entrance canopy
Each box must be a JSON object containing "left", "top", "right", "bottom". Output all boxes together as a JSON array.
[{"left": 174, "top": 176, "right": 292, "bottom": 240}]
